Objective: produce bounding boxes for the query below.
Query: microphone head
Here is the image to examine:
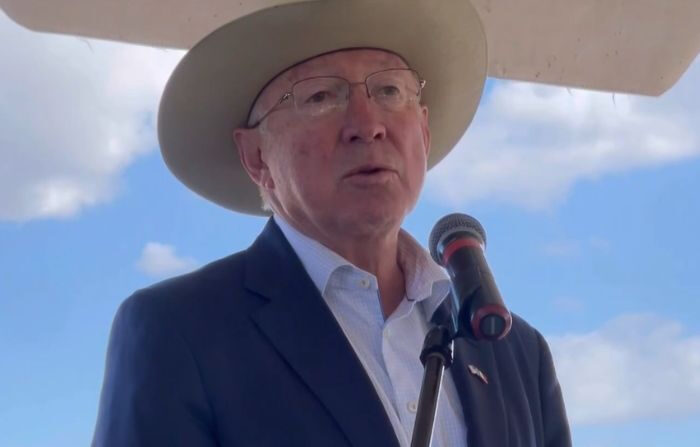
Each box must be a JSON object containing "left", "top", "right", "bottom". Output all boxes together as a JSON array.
[{"left": 429, "top": 213, "right": 487, "bottom": 265}]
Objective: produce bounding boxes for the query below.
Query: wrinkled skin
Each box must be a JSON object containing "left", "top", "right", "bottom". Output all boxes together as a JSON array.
[{"left": 234, "top": 49, "right": 431, "bottom": 315}]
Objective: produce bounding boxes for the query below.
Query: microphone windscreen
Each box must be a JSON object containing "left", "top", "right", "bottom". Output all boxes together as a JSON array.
[{"left": 428, "top": 213, "right": 487, "bottom": 265}]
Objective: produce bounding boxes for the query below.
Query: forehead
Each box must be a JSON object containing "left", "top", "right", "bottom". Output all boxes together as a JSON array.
[{"left": 281, "top": 48, "right": 409, "bottom": 82}]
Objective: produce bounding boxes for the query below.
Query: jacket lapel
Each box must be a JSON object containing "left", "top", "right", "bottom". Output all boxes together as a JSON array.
[
  {"left": 244, "top": 219, "right": 400, "bottom": 447},
  {"left": 432, "top": 297, "right": 509, "bottom": 446},
  {"left": 451, "top": 339, "right": 510, "bottom": 446}
]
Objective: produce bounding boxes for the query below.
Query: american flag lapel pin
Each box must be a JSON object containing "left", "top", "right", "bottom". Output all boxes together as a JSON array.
[{"left": 468, "top": 364, "right": 489, "bottom": 384}]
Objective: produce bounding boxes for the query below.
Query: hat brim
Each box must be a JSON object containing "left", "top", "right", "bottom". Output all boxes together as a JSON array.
[{"left": 158, "top": 0, "right": 487, "bottom": 215}]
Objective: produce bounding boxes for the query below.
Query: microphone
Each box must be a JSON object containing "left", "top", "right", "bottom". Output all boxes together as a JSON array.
[{"left": 429, "top": 213, "right": 512, "bottom": 341}]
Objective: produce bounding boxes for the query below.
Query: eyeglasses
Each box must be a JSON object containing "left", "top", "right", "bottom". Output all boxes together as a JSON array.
[{"left": 248, "top": 68, "right": 426, "bottom": 128}]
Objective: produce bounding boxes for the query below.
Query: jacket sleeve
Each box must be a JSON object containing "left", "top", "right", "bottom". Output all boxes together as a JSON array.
[
  {"left": 536, "top": 330, "right": 572, "bottom": 447},
  {"left": 92, "top": 292, "right": 217, "bottom": 446}
]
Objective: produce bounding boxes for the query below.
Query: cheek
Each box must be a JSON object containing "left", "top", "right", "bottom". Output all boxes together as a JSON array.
[
  {"left": 400, "top": 120, "right": 429, "bottom": 172},
  {"left": 288, "top": 135, "right": 332, "bottom": 172},
  {"left": 399, "top": 131, "right": 429, "bottom": 199},
  {"left": 272, "top": 130, "right": 338, "bottom": 194}
]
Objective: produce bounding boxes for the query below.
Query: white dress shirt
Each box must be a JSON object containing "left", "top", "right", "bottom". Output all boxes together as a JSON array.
[{"left": 274, "top": 215, "right": 467, "bottom": 447}]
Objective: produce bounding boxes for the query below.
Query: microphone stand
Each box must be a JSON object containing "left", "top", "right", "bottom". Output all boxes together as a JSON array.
[{"left": 410, "top": 325, "right": 454, "bottom": 447}]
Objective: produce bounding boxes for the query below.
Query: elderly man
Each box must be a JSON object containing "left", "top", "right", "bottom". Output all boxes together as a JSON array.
[{"left": 93, "top": 1, "right": 571, "bottom": 446}]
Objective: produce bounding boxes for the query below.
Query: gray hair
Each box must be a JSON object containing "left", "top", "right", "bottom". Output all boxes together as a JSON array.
[{"left": 258, "top": 185, "right": 273, "bottom": 213}]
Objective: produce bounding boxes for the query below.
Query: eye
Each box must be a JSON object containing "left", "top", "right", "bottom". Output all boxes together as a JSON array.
[
  {"left": 374, "top": 84, "right": 403, "bottom": 98},
  {"left": 304, "top": 90, "right": 336, "bottom": 104}
]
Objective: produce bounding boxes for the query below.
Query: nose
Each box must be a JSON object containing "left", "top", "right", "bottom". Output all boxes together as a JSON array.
[{"left": 340, "top": 84, "right": 387, "bottom": 145}]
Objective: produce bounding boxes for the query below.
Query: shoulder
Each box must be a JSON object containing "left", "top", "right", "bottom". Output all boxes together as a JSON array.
[
  {"left": 95, "top": 253, "right": 257, "bottom": 445},
  {"left": 508, "top": 312, "right": 548, "bottom": 347},
  {"left": 114, "top": 248, "right": 262, "bottom": 341},
  {"left": 501, "top": 316, "right": 572, "bottom": 444},
  {"left": 492, "top": 312, "right": 554, "bottom": 376}
]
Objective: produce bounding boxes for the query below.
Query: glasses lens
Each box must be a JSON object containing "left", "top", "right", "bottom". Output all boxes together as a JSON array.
[
  {"left": 367, "top": 69, "right": 421, "bottom": 110},
  {"left": 292, "top": 77, "right": 348, "bottom": 116}
]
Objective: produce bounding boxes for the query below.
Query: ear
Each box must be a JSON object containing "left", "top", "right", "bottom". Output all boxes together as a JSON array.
[
  {"left": 233, "top": 127, "right": 275, "bottom": 191},
  {"left": 420, "top": 105, "right": 431, "bottom": 159}
]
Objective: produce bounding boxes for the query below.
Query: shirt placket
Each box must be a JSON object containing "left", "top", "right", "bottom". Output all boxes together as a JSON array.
[{"left": 382, "top": 300, "right": 425, "bottom": 440}]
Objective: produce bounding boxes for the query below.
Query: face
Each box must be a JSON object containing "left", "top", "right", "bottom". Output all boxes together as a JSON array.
[{"left": 234, "top": 49, "right": 430, "bottom": 242}]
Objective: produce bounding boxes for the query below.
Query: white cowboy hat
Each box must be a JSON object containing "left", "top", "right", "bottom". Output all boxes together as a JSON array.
[
  {"left": 157, "top": 0, "right": 487, "bottom": 215},
  {"left": 5, "top": 0, "right": 699, "bottom": 97}
]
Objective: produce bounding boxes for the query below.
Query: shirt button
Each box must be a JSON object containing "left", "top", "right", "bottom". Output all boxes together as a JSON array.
[
  {"left": 360, "top": 278, "right": 370, "bottom": 288},
  {"left": 407, "top": 401, "right": 418, "bottom": 413}
]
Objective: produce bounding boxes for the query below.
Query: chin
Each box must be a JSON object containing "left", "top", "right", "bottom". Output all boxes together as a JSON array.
[{"left": 342, "top": 203, "right": 405, "bottom": 235}]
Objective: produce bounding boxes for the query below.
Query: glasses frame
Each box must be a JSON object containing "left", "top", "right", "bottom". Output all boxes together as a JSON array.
[{"left": 247, "top": 68, "right": 426, "bottom": 128}]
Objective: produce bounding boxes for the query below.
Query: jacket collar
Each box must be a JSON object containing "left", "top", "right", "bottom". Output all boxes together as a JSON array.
[{"left": 243, "top": 218, "right": 400, "bottom": 447}]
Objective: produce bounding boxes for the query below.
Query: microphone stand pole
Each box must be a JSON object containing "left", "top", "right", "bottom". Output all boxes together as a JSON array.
[{"left": 410, "top": 325, "right": 454, "bottom": 447}]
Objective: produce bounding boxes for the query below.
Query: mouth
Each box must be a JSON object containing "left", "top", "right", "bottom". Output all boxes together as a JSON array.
[{"left": 344, "top": 164, "right": 396, "bottom": 178}]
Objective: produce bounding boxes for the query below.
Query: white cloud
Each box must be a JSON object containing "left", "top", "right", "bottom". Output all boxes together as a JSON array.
[
  {"left": 548, "top": 314, "right": 700, "bottom": 425},
  {"left": 427, "top": 56, "right": 700, "bottom": 210},
  {"left": 0, "top": 12, "right": 184, "bottom": 221},
  {"left": 136, "top": 242, "right": 198, "bottom": 277}
]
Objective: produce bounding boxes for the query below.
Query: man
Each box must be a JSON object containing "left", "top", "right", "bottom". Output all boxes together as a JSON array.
[{"left": 93, "top": 0, "right": 571, "bottom": 446}]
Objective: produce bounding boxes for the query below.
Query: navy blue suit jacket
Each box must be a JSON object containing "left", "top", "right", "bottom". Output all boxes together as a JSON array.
[{"left": 93, "top": 219, "right": 571, "bottom": 446}]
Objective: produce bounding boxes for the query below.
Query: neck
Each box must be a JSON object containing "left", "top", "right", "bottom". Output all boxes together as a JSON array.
[
  {"left": 279, "top": 214, "right": 406, "bottom": 318},
  {"left": 330, "top": 230, "right": 407, "bottom": 319}
]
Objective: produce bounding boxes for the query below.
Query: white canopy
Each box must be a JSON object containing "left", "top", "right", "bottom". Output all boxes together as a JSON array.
[{"left": 2, "top": 0, "right": 699, "bottom": 95}]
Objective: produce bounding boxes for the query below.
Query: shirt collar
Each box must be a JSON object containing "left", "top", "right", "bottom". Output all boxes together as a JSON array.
[
  {"left": 274, "top": 214, "right": 352, "bottom": 296},
  {"left": 396, "top": 230, "right": 451, "bottom": 318},
  {"left": 274, "top": 214, "right": 450, "bottom": 318}
]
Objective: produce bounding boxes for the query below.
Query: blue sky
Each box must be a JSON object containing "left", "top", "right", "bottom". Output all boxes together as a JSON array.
[{"left": 1, "top": 10, "right": 699, "bottom": 447}]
